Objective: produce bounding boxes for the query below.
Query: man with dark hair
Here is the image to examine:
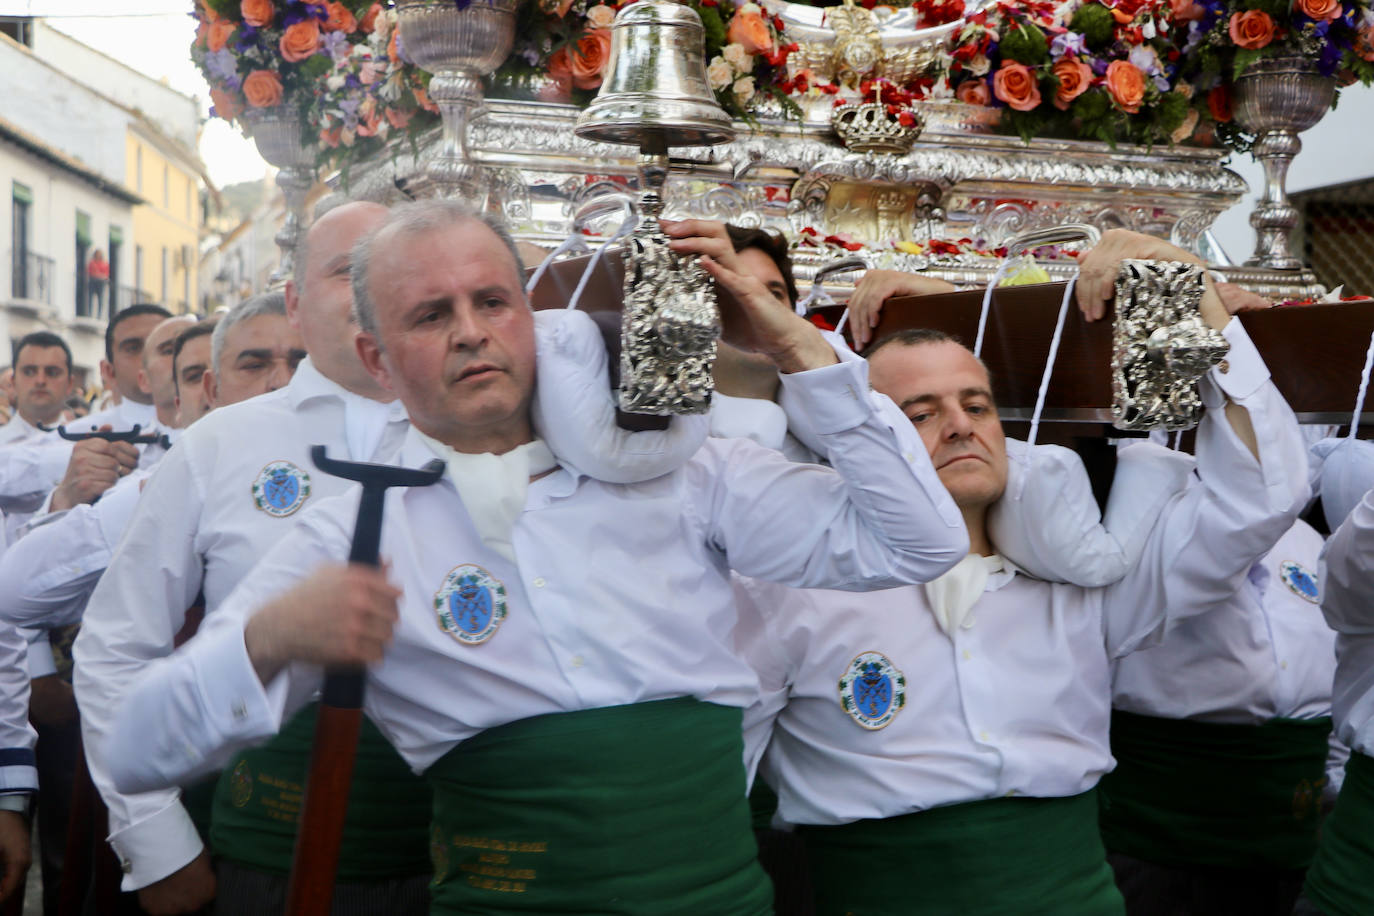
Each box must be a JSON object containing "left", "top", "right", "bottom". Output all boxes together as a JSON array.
[
  {"left": 171, "top": 321, "right": 216, "bottom": 427},
  {"left": 733, "top": 230, "right": 1313, "bottom": 916},
  {"left": 1, "top": 332, "right": 74, "bottom": 445},
  {"left": 100, "top": 305, "right": 171, "bottom": 423}
]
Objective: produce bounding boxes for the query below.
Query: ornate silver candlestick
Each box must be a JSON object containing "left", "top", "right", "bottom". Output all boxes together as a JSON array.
[
  {"left": 396, "top": 0, "right": 521, "bottom": 203},
  {"left": 243, "top": 109, "right": 316, "bottom": 288},
  {"left": 574, "top": 0, "right": 735, "bottom": 416},
  {"left": 1233, "top": 56, "right": 1336, "bottom": 271}
]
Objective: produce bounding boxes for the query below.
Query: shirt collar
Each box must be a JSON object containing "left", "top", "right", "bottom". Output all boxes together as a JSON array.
[
  {"left": 399, "top": 426, "right": 583, "bottom": 503},
  {"left": 286, "top": 357, "right": 406, "bottom": 421}
]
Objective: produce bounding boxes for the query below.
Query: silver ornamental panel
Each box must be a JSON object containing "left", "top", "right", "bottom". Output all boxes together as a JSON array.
[{"left": 1111, "top": 260, "right": 1230, "bottom": 431}]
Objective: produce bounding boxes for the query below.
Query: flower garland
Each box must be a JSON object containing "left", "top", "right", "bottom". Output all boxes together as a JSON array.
[
  {"left": 193, "top": 1, "right": 438, "bottom": 173},
  {"left": 937, "top": 0, "right": 1197, "bottom": 145},
  {"left": 1170, "top": 0, "right": 1374, "bottom": 151}
]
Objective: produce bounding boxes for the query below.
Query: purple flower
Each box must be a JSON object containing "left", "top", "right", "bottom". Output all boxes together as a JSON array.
[
  {"left": 234, "top": 25, "right": 259, "bottom": 53},
  {"left": 321, "top": 29, "right": 350, "bottom": 62},
  {"left": 1090, "top": 55, "right": 1109, "bottom": 76},
  {"left": 1051, "top": 30, "right": 1087, "bottom": 56},
  {"left": 205, "top": 48, "right": 239, "bottom": 83}
]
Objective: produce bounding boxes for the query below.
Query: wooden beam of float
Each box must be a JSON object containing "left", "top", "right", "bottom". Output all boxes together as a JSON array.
[{"left": 527, "top": 252, "right": 1374, "bottom": 428}]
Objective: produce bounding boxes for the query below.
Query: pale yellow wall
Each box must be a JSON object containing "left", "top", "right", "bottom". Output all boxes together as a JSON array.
[{"left": 124, "top": 131, "right": 199, "bottom": 313}]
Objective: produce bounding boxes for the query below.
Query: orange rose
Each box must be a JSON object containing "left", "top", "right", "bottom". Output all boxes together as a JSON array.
[
  {"left": 568, "top": 29, "right": 613, "bottom": 90},
  {"left": 323, "top": 2, "right": 358, "bottom": 32},
  {"left": 210, "top": 87, "right": 243, "bottom": 120},
  {"left": 1104, "top": 59, "right": 1145, "bottom": 113},
  {"left": 1052, "top": 58, "right": 1093, "bottom": 110},
  {"left": 1206, "top": 84, "right": 1232, "bottom": 122},
  {"left": 955, "top": 79, "right": 991, "bottom": 105},
  {"left": 280, "top": 20, "right": 321, "bottom": 62},
  {"left": 320, "top": 127, "right": 342, "bottom": 147},
  {"left": 360, "top": 3, "right": 382, "bottom": 32},
  {"left": 1169, "top": 0, "right": 1205, "bottom": 21},
  {"left": 726, "top": 5, "right": 774, "bottom": 56},
  {"left": 992, "top": 61, "right": 1042, "bottom": 112},
  {"left": 242, "top": 69, "right": 284, "bottom": 108},
  {"left": 208, "top": 19, "right": 236, "bottom": 52},
  {"left": 547, "top": 47, "right": 573, "bottom": 92},
  {"left": 1228, "top": 10, "right": 1275, "bottom": 49},
  {"left": 1296, "top": 0, "right": 1342, "bottom": 20},
  {"left": 240, "top": 0, "right": 275, "bottom": 28}
]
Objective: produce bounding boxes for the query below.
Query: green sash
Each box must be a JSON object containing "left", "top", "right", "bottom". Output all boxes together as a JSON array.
[
  {"left": 1099, "top": 711, "right": 1331, "bottom": 868},
  {"left": 210, "top": 702, "right": 432, "bottom": 880},
  {"left": 425, "top": 698, "right": 772, "bottom": 915},
  {"left": 801, "top": 790, "right": 1124, "bottom": 916},
  {"left": 1305, "top": 751, "right": 1374, "bottom": 916}
]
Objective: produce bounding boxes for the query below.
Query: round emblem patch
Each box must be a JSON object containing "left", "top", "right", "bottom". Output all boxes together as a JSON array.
[
  {"left": 1279, "top": 560, "right": 1320, "bottom": 604},
  {"left": 838, "top": 651, "right": 906, "bottom": 730},
  {"left": 251, "top": 461, "right": 311, "bottom": 518},
  {"left": 434, "top": 564, "right": 508, "bottom": 646},
  {"left": 229, "top": 759, "right": 253, "bottom": 808}
]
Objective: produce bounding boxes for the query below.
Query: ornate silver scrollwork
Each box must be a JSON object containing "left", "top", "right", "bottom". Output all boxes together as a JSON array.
[{"left": 1111, "top": 260, "right": 1230, "bottom": 431}]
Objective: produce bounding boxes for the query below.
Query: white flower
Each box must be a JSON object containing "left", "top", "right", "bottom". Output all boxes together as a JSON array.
[
  {"left": 733, "top": 75, "right": 756, "bottom": 102},
  {"left": 967, "top": 52, "right": 991, "bottom": 76},
  {"left": 723, "top": 42, "right": 752, "bottom": 71},
  {"left": 586, "top": 4, "right": 616, "bottom": 28},
  {"left": 327, "top": 74, "right": 346, "bottom": 91},
  {"left": 1140, "top": 18, "right": 1156, "bottom": 39},
  {"left": 707, "top": 56, "right": 733, "bottom": 90},
  {"left": 737, "top": 2, "right": 762, "bottom": 14}
]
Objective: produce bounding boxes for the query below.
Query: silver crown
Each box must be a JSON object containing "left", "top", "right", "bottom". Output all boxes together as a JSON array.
[{"left": 831, "top": 102, "right": 924, "bottom": 154}]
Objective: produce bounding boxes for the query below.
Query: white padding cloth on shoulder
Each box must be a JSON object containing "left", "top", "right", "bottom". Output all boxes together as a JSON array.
[
  {"left": 1314, "top": 437, "right": 1374, "bottom": 530},
  {"left": 530, "top": 308, "right": 708, "bottom": 484},
  {"left": 988, "top": 438, "right": 1192, "bottom": 587}
]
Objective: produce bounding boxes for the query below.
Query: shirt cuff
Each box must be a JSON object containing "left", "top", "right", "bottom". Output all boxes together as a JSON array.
[
  {"left": 107, "top": 800, "right": 204, "bottom": 890},
  {"left": 25, "top": 633, "right": 55, "bottom": 679},
  {"left": 1204, "top": 319, "right": 1269, "bottom": 406},
  {"left": 776, "top": 332, "right": 874, "bottom": 436},
  {"left": 0, "top": 748, "right": 37, "bottom": 796},
  {"left": 189, "top": 622, "right": 283, "bottom": 754}
]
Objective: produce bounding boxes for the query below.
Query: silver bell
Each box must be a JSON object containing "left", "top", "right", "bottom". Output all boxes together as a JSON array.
[{"left": 575, "top": 0, "right": 735, "bottom": 148}]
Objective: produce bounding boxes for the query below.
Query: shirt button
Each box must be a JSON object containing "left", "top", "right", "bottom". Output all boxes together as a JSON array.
[
  {"left": 961, "top": 649, "right": 972, "bottom": 661},
  {"left": 903, "top": 452, "right": 915, "bottom": 462},
  {"left": 532, "top": 576, "right": 546, "bottom": 589},
  {"left": 231, "top": 701, "right": 247, "bottom": 721},
  {"left": 1281, "top": 660, "right": 1289, "bottom": 670},
  {"left": 979, "top": 730, "right": 990, "bottom": 741},
  {"left": 571, "top": 655, "right": 585, "bottom": 668}
]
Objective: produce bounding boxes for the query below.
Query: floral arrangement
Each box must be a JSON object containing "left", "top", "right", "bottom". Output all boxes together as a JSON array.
[
  {"left": 192, "top": 1, "right": 437, "bottom": 172},
  {"left": 493, "top": 0, "right": 799, "bottom": 119},
  {"left": 1169, "top": 0, "right": 1374, "bottom": 150},
  {"left": 936, "top": 0, "right": 1198, "bottom": 145}
]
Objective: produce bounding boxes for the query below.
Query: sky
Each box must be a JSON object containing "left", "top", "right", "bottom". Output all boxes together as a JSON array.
[{"left": 20, "top": 0, "right": 269, "bottom": 188}]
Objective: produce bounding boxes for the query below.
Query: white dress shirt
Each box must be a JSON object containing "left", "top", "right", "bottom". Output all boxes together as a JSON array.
[
  {"left": 71, "top": 359, "right": 409, "bottom": 890},
  {"left": 0, "top": 414, "right": 43, "bottom": 446},
  {"left": 1113, "top": 520, "right": 1335, "bottom": 724},
  {"left": 1321, "top": 486, "right": 1374, "bottom": 758},
  {"left": 734, "top": 320, "right": 1312, "bottom": 827},
  {"left": 99, "top": 350, "right": 968, "bottom": 800},
  {"left": 0, "top": 618, "right": 36, "bottom": 797}
]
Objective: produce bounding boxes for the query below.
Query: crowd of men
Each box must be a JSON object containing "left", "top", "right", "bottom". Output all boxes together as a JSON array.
[{"left": 0, "top": 196, "right": 1370, "bottom": 916}]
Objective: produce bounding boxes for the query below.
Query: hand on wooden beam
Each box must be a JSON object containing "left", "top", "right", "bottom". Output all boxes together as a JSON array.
[
  {"left": 1076, "top": 229, "right": 1229, "bottom": 332},
  {"left": 849, "top": 270, "right": 957, "bottom": 351}
]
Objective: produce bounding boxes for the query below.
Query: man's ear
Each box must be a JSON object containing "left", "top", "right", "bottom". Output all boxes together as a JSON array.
[
  {"left": 355, "top": 331, "right": 394, "bottom": 394},
  {"left": 284, "top": 279, "right": 302, "bottom": 332},
  {"left": 203, "top": 368, "right": 218, "bottom": 409}
]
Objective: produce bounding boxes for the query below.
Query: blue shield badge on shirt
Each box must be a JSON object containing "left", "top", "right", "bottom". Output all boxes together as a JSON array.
[
  {"left": 435, "top": 564, "right": 507, "bottom": 646},
  {"left": 839, "top": 652, "right": 906, "bottom": 730},
  {"left": 251, "top": 461, "right": 311, "bottom": 518},
  {"left": 1279, "top": 560, "right": 1320, "bottom": 604}
]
